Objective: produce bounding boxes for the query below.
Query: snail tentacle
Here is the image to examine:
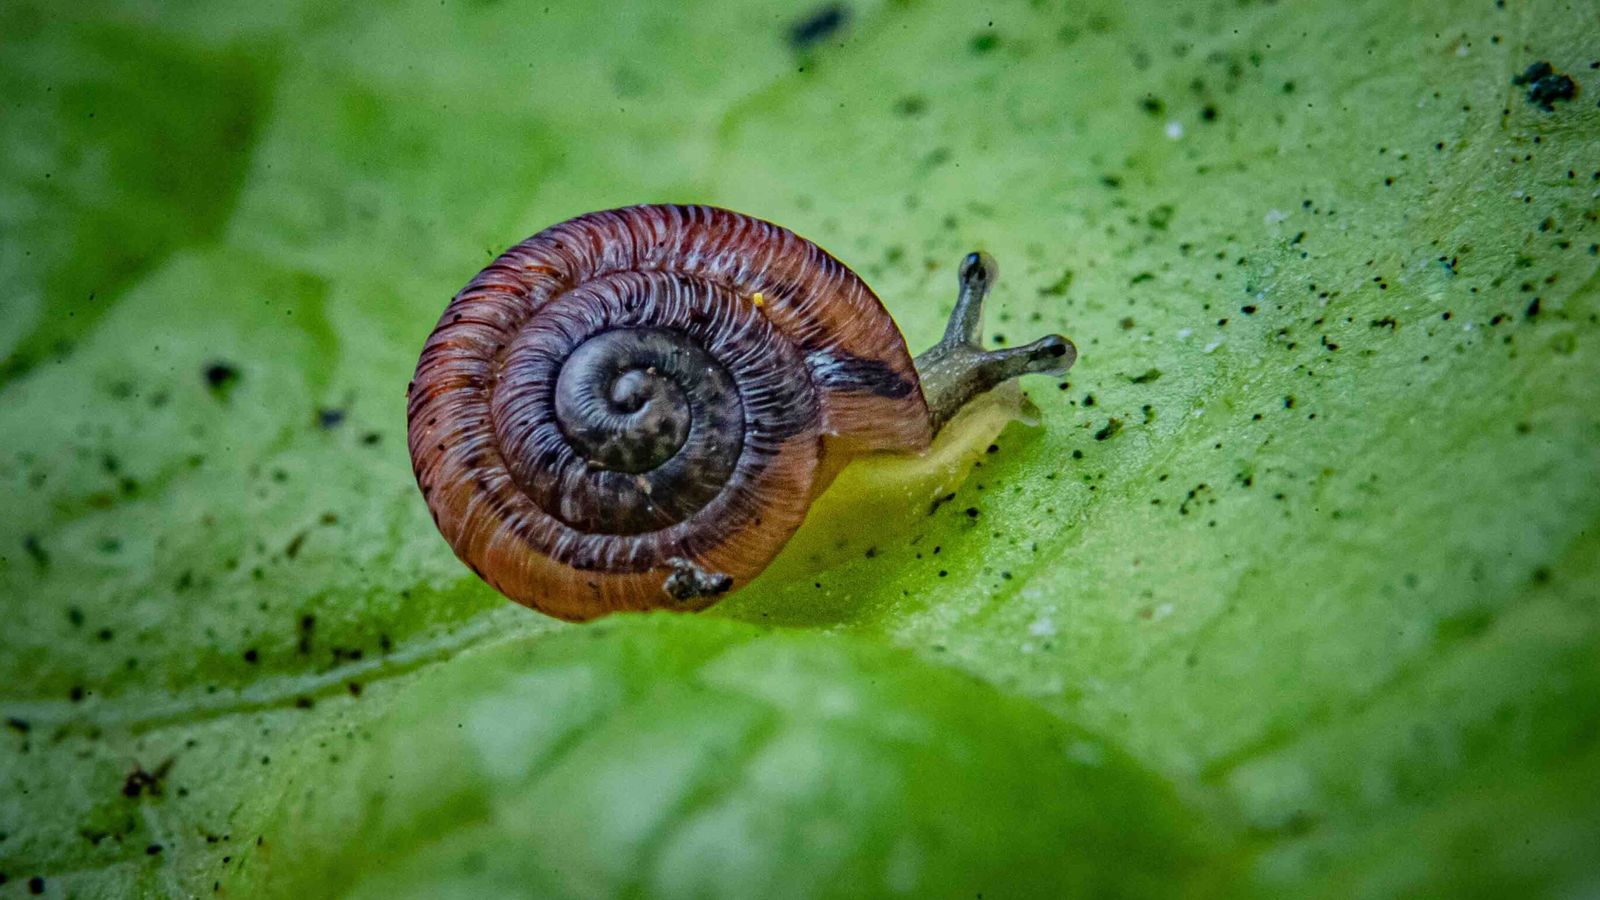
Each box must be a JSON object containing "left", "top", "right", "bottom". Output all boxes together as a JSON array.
[{"left": 915, "top": 252, "right": 1078, "bottom": 434}]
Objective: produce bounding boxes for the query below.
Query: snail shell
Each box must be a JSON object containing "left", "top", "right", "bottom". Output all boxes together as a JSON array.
[{"left": 408, "top": 205, "right": 936, "bottom": 621}]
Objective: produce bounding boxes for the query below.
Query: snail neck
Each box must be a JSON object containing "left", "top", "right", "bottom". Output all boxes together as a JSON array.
[{"left": 914, "top": 252, "right": 1076, "bottom": 435}]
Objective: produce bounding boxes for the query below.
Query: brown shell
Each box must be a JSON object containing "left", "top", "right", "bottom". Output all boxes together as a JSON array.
[{"left": 407, "top": 204, "right": 931, "bottom": 621}]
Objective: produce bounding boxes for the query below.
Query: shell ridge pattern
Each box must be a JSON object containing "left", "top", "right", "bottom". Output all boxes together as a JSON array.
[{"left": 408, "top": 205, "right": 930, "bottom": 619}]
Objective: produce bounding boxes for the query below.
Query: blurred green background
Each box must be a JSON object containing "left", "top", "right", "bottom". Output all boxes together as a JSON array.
[{"left": 2, "top": 0, "right": 1597, "bottom": 896}]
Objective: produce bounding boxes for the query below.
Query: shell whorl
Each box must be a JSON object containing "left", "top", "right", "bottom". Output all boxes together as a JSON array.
[{"left": 407, "top": 205, "right": 932, "bottom": 620}]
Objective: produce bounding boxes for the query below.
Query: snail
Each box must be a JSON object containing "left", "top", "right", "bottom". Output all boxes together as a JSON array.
[{"left": 407, "top": 205, "right": 1075, "bottom": 621}]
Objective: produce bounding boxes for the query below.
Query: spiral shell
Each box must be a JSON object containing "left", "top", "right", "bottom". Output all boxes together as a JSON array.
[{"left": 407, "top": 205, "right": 932, "bottom": 621}]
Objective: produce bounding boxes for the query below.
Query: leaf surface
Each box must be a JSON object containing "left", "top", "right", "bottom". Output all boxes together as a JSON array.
[{"left": 2, "top": 0, "right": 1597, "bottom": 896}]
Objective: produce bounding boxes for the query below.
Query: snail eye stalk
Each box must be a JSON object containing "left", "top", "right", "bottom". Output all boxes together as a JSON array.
[{"left": 914, "top": 252, "right": 1077, "bottom": 434}]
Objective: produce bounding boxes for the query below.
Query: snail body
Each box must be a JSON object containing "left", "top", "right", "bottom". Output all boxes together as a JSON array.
[{"left": 408, "top": 205, "right": 1074, "bottom": 621}]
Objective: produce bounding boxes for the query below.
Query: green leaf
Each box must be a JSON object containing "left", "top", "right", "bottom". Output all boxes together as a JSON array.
[
  {"left": 247, "top": 617, "right": 1229, "bottom": 898},
  {"left": 2, "top": 0, "right": 1597, "bottom": 897}
]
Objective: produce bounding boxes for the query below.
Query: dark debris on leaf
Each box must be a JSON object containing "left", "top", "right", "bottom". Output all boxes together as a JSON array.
[
  {"left": 1038, "top": 270, "right": 1074, "bottom": 297},
  {"left": 788, "top": 3, "right": 848, "bottom": 51},
  {"left": 297, "top": 613, "right": 316, "bottom": 654},
  {"left": 893, "top": 95, "right": 927, "bottom": 117},
  {"left": 22, "top": 534, "right": 48, "bottom": 568},
  {"left": 203, "top": 361, "right": 240, "bottom": 399},
  {"left": 121, "top": 760, "right": 173, "bottom": 799},
  {"left": 1512, "top": 61, "right": 1577, "bottom": 111}
]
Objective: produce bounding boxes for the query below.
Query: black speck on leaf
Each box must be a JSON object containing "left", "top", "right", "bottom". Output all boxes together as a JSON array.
[
  {"left": 121, "top": 760, "right": 173, "bottom": 799},
  {"left": 1094, "top": 418, "right": 1123, "bottom": 441},
  {"left": 893, "top": 95, "right": 926, "bottom": 117},
  {"left": 1129, "top": 368, "right": 1163, "bottom": 384},
  {"left": 1038, "top": 270, "right": 1075, "bottom": 297},
  {"left": 1512, "top": 61, "right": 1577, "bottom": 111},
  {"left": 23, "top": 534, "right": 49, "bottom": 568},
  {"left": 203, "top": 361, "right": 240, "bottom": 398},
  {"left": 788, "top": 3, "right": 848, "bottom": 51}
]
